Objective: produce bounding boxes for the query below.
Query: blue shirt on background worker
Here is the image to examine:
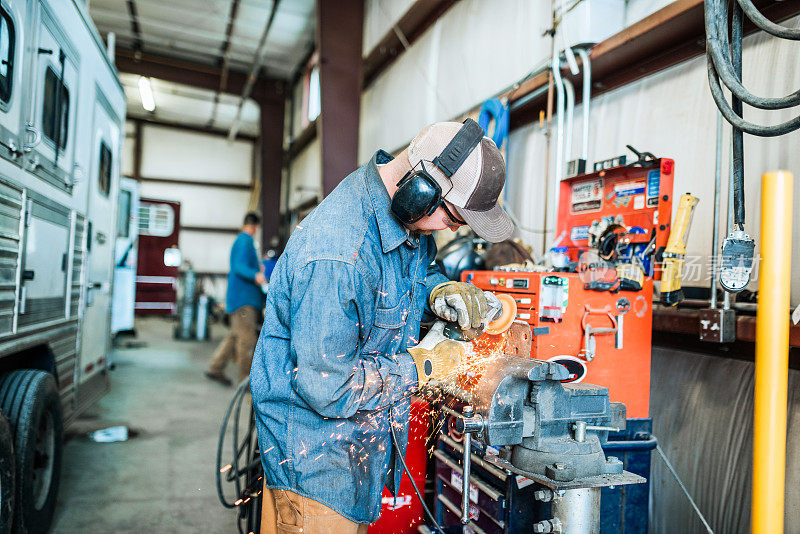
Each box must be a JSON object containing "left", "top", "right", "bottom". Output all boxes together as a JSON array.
[
  {"left": 206, "top": 212, "right": 266, "bottom": 386},
  {"left": 251, "top": 121, "right": 513, "bottom": 531}
]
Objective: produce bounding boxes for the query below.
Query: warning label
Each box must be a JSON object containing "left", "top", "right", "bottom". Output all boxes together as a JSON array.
[
  {"left": 647, "top": 170, "right": 660, "bottom": 207},
  {"left": 571, "top": 179, "right": 602, "bottom": 212},
  {"left": 570, "top": 225, "right": 590, "bottom": 242},
  {"left": 614, "top": 180, "right": 646, "bottom": 197}
]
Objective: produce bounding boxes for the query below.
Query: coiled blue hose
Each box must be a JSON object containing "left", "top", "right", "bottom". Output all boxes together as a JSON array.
[{"left": 478, "top": 98, "right": 509, "bottom": 149}]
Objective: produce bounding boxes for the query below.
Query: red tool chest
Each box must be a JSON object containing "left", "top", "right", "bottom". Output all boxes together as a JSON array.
[{"left": 461, "top": 158, "right": 676, "bottom": 419}]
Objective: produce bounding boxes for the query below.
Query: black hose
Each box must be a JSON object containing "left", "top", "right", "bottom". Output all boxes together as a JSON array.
[
  {"left": 704, "top": 0, "right": 800, "bottom": 135},
  {"left": 215, "top": 378, "right": 251, "bottom": 508},
  {"left": 704, "top": 0, "right": 800, "bottom": 230},
  {"left": 704, "top": 0, "right": 800, "bottom": 110},
  {"left": 231, "top": 379, "right": 246, "bottom": 504},
  {"left": 731, "top": 2, "right": 746, "bottom": 228},
  {"left": 706, "top": 60, "right": 800, "bottom": 136},
  {"left": 736, "top": 0, "right": 800, "bottom": 40},
  {"left": 388, "top": 412, "right": 445, "bottom": 534}
]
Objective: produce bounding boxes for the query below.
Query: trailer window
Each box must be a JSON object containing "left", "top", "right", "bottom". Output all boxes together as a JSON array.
[
  {"left": 0, "top": 7, "right": 14, "bottom": 105},
  {"left": 42, "top": 66, "right": 69, "bottom": 149},
  {"left": 117, "top": 190, "right": 131, "bottom": 238},
  {"left": 98, "top": 141, "right": 112, "bottom": 196},
  {"left": 138, "top": 204, "right": 174, "bottom": 237}
]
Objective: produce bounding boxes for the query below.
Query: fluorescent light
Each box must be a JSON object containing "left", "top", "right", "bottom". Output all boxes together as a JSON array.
[{"left": 138, "top": 76, "right": 155, "bottom": 112}]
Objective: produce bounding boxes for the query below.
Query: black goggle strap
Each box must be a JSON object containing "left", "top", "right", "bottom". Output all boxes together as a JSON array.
[
  {"left": 440, "top": 202, "right": 466, "bottom": 225},
  {"left": 420, "top": 158, "right": 464, "bottom": 224},
  {"left": 431, "top": 118, "right": 485, "bottom": 178}
]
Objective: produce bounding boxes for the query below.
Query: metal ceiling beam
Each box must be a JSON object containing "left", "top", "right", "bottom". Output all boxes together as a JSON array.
[
  {"left": 115, "top": 48, "right": 284, "bottom": 103},
  {"left": 317, "top": 0, "right": 363, "bottom": 196},
  {"left": 125, "top": 0, "right": 143, "bottom": 52},
  {"left": 129, "top": 116, "right": 258, "bottom": 142},
  {"left": 208, "top": 0, "right": 242, "bottom": 128},
  {"left": 227, "top": 0, "right": 282, "bottom": 141}
]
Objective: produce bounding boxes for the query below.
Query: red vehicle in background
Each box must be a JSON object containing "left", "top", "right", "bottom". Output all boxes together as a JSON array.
[{"left": 135, "top": 198, "right": 181, "bottom": 315}]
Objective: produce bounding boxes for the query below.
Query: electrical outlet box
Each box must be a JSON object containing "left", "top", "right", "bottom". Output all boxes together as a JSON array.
[{"left": 698, "top": 308, "right": 736, "bottom": 343}]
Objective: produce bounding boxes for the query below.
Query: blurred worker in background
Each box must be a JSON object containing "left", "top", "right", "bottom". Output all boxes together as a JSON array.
[
  {"left": 262, "top": 248, "right": 278, "bottom": 283},
  {"left": 251, "top": 120, "right": 513, "bottom": 532},
  {"left": 205, "top": 212, "right": 266, "bottom": 386}
]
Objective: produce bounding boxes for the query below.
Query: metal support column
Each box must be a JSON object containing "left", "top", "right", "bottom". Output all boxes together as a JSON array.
[
  {"left": 258, "top": 97, "right": 286, "bottom": 252},
  {"left": 316, "top": 0, "right": 364, "bottom": 196}
]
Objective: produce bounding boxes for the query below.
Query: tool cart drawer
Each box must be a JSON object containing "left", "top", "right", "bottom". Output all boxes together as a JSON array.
[
  {"left": 436, "top": 492, "right": 502, "bottom": 534},
  {"left": 434, "top": 450, "right": 506, "bottom": 521}
]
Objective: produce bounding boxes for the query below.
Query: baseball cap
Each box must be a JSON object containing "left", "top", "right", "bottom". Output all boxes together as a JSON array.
[{"left": 407, "top": 122, "right": 514, "bottom": 242}]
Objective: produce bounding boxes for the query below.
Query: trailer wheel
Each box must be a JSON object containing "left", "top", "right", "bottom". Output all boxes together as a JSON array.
[
  {"left": 0, "top": 411, "right": 14, "bottom": 534},
  {"left": 0, "top": 370, "right": 62, "bottom": 534}
]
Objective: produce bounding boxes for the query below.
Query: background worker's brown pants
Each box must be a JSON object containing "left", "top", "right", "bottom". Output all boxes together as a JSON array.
[
  {"left": 208, "top": 305, "right": 259, "bottom": 382},
  {"left": 260, "top": 487, "right": 368, "bottom": 534}
]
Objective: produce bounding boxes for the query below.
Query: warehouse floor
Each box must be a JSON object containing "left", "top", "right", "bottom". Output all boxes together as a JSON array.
[{"left": 51, "top": 317, "right": 245, "bottom": 533}]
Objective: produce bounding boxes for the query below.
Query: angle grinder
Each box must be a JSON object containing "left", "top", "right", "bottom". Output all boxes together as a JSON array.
[{"left": 409, "top": 293, "right": 518, "bottom": 384}]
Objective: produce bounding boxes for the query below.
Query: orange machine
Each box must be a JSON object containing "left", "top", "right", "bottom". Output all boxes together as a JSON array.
[
  {"left": 462, "top": 158, "right": 676, "bottom": 419},
  {"left": 464, "top": 271, "right": 652, "bottom": 418}
]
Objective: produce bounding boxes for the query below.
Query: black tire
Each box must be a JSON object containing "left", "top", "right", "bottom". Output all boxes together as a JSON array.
[
  {"left": 0, "top": 370, "right": 62, "bottom": 534},
  {"left": 0, "top": 412, "right": 14, "bottom": 534}
]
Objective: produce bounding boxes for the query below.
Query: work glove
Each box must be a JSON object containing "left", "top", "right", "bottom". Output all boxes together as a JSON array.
[
  {"left": 429, "top": 282, "right": 488, "bottom": 330},
  {"left": 408, "top": 339, "right": 466, "bottom": 386},
  {"left": 484, "top": 292, "right": 504, "bottom": 323}
]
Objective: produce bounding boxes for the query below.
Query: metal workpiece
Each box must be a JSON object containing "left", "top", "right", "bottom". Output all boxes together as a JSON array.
[{"left": 551, "top": 487, "right": 602, "bottom": 534}]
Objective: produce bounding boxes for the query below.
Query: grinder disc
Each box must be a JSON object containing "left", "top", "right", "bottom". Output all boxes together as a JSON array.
[{"left": 485, "top": 293, "right": 517, "bottom": 335}]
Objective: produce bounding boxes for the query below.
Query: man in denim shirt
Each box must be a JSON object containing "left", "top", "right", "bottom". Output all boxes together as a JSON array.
[{"left": 251, "top": 121, "right": 513, "bottom": 533}]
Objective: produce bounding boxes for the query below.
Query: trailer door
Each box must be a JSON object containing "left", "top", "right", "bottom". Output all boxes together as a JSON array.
[
  {"left": 111, "top": 177, "right": 138, "bottom": 334},
  {"left": 78, "top": 91, "right": 119, "bottom": 380}
]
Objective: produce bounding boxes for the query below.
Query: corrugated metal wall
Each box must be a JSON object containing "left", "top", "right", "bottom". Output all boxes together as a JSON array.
[{"left": 650, "top": 347, "right": 800, "bottom": 533}]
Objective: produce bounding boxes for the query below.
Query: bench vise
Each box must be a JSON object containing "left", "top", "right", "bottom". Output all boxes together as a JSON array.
[{"left": 448, "top": 322, "right": 645, "bottom": 533}]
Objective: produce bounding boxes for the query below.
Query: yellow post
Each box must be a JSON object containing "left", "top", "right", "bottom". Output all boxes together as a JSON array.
[{"left": 752, "top": 170, "right": 793, "bottom": 533}]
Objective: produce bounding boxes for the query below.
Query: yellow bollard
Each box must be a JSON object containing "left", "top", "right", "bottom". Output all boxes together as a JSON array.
[{"left": 752, "top": 171, "right": 793, "bottom": 533}]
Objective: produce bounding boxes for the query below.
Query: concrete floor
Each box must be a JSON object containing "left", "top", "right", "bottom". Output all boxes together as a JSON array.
[{"left": 51, "top": 317, "right": 246, "bottom": 533}]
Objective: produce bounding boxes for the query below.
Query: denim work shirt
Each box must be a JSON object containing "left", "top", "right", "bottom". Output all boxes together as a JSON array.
[{"left": 250, "top": 150, "right": 448, "bottom": 524}]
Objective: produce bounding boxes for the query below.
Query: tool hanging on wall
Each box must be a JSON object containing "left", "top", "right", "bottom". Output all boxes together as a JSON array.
[
  {"left": 660, "top": 193, "right": 699, "bottom": 306},
  {"left": 704, "top": 0, "right": 800, "bottom": 293}
]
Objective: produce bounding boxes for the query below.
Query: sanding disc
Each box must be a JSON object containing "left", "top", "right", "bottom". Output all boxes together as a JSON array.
[{"left": 485, "top": 293, "right": 517, "bottom": 335}]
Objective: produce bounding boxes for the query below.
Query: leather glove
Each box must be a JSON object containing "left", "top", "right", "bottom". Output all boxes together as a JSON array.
[
  {"left": 408, "top": 340, "right": 466, "bottom": 386},
  {"left": 429, "top": 282, "right": 488, "bottom": 330},
  {"left": 484, "top": 291, "right": 504, "bottom": 323}
]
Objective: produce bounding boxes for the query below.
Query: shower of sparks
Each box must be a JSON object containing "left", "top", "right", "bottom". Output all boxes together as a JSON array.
[{"left": 263, "top": 281, "right": 517, "bottom": 490}]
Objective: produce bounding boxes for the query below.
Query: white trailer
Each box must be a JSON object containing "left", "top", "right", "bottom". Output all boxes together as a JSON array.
[{"left": 0, "top": 0, "right": 124, "bottom": 531}]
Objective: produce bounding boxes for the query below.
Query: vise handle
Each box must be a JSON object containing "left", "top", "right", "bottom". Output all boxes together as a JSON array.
[{"left": 456, "top": 406, "right": 484, "bottom": 525}]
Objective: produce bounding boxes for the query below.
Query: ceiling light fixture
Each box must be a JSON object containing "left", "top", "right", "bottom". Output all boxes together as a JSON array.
[{"left": 138, "top": 76, "right": 156, "bottom": 112}]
